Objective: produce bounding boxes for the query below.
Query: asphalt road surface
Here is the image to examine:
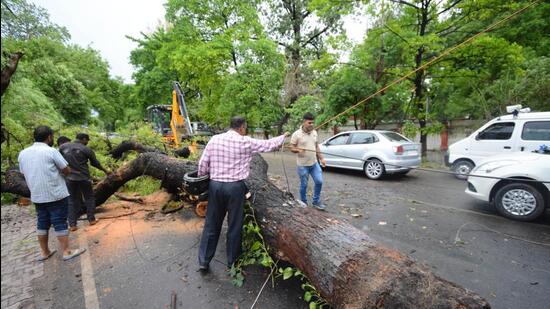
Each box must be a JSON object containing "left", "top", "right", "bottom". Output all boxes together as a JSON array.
[
  {"left": 263, "top": 151, "right": 550, "bottom": 309},
  {"left": 30, "top": 152, "right": 549, "bottom": 309}
]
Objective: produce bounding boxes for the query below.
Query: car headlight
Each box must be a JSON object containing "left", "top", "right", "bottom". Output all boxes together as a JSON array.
[{"left": 473, "top": 160, "right": 517, "bottom": 173}]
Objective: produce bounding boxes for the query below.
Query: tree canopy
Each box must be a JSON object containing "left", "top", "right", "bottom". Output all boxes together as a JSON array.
[{"left": 2, "top": 0, "right": 549, "bottom": 155}]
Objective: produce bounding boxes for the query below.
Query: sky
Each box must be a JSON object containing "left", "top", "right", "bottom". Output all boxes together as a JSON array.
[
  {"left": 30, "top": 0, "right": 367, "bottom": 84},
  {"left": 30, "top": 0, "right": 166, "bottom": 83}
]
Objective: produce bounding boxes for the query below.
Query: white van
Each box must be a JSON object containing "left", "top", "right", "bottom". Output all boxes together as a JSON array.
[{"left": 445, "top": 109, "right": 550, "bottom": 179}]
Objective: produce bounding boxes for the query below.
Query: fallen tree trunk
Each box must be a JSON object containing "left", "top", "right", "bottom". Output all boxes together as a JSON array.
[
  {"left": 109, "top": 140, "right": 190, "bottom": 159},
  {"left": 1, "top": 167, "right": 30, "bottom": 197},
  {"left": 1, "top": 153, "right": 489, "bottom": 308},
  {"left": 109, "top": 140, "right": 165, "bottom": 159}
]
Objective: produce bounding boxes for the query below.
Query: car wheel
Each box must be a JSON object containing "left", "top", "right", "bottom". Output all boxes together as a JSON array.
[
  {"left": 452, "top": 160, "right": 474, "bottom": 180},
  {"left": 494, "top": 183, "right": 545, "bottom": 221},
  {"left": 364, "top": 159, "right": 385, "bottom": 180}
]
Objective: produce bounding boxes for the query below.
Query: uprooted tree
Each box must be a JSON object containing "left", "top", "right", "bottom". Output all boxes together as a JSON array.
[{"left": 1, "top": 150, "right": 490, "bottom": 308}]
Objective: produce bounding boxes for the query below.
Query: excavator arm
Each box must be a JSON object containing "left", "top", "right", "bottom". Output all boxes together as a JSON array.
[{"left": 169, "top": 81, "right": 194, "bottom": 148}]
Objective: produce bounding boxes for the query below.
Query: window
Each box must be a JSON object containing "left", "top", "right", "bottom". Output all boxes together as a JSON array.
[
  {"left": 381, "top": 132, "right": 410, "bottom": 142},
  {"left": 327, "top": 134, "right": 349, "bottom": 145},
  {"left": 350, "top": 132, "right": 378, "bottom": 144},
  {"left": 522, "top": 121, "right": 550, "bottom": 141},
  {"left": 477, "top": 122, "right": 515, "bottom": 140}
]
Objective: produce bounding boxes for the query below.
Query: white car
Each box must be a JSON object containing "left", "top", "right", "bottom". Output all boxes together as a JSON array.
[
  {"left": 446, "top": 111, "right": 550, "bottom": 179},
  {"left": 465, "top": 152, "right": 550, "bottom": 221},
  {"left": 319, "top": 130, "right": 421, "bottom": 180}
]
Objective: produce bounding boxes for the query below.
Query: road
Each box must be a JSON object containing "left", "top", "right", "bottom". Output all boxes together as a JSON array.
[
  {"left": 26, "top": 152, "right": 549, "bottom": 309},
  {"left": 263, "top": 151, "right": 550, "bottom": 309}
]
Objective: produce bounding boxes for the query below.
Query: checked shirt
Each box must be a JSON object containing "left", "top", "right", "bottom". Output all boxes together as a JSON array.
[{"left": 198, "top": 130, "right": 286, "bottom": 182}]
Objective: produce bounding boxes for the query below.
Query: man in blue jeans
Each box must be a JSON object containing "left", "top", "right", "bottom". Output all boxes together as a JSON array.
[
  {"left": 290, "top": 113, "right": 327, "bottom": 210},
  {"left": 18, "top": 126, "right": 86, "bottom": 261}
]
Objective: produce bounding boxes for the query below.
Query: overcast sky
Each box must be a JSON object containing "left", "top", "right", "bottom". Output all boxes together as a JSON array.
[
  {"left": 30, "top": 0, "right": 367, "bottom": 84},
  {"left": 30, "top": 0, "right": 166, "bottom": 83}
]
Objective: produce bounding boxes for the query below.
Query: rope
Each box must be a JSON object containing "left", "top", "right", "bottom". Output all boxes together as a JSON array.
[
  {"left": 315, "top": 0, "right": 540, "bottom": 130},
  {"left": 279, "top": 144, "right": 292, "bottom": 196}
]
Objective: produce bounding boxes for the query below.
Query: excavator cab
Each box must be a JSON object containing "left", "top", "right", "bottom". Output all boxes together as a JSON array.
[{"left": 147, "top": 82, "right": 197, "bottom": 151}]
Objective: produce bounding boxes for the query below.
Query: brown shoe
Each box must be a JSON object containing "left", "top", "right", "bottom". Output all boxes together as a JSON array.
[
  {"left": 89, "top": 219, "right": 99, "bottom": 226},
  {"left": 69, "top": 226, "right": 78, "bottom": 232}
]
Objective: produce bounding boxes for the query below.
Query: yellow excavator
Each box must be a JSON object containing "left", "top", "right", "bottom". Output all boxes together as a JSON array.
[{"left": 147, "top": 81, "right": 197, "bottom": 152}]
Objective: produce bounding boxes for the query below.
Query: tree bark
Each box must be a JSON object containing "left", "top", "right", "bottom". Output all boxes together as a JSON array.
[
  {"left": 1, "top": 52, "right": 24, "bottom": 97},
  {"left": 109, "top": 140, "right": 190, "bottom": 159},
  {"left": 1, "top": 152, "right": 489, "bottom": 308},
  {"left": 109, "top": 140, "right": 165, "bottom": 159}
]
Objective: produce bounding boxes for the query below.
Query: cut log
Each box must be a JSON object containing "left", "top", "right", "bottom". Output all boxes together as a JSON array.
[{"left": 1, "top": 153, "right": 490, "bottom": 308}]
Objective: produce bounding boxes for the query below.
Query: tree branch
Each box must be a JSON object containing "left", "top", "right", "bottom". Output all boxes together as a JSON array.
[
  {"left": 384, "top": 24, "right": 410, "bottom": 45},
  {"left": 389, "top": 0, "right": 420, "bottom": 10},
  {"left": 436, "top": 0, "right": 463, "bottom": 16},
  {"left": 301, "top": 25, "right": 330, "bottom": 47}
]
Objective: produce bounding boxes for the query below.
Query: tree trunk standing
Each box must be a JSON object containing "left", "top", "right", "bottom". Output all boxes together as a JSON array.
[
  {"left": 277, "top": 0, "right": 304, "bottom": 134},
  {"left": 414, "top": 1, "right": 430, "bottom": 157},
  {"left": 1, "top": 153, "right": 489, "bottom": 307}
]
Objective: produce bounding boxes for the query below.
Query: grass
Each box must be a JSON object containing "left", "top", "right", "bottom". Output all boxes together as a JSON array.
[{"left": 121, "top": 176, "right": 162, "bottom": 196}]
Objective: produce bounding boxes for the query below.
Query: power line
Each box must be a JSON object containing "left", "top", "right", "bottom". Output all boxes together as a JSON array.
[{"left": 315, "top": 0, "right": 540, "bottom": 130}]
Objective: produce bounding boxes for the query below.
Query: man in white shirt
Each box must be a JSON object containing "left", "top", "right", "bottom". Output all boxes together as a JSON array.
[
  {"left": 18, "top": 126, "right": 86, "bottom": 261},
  {"left": 289, "top": 113, "right": 327, "bottom": 210}
]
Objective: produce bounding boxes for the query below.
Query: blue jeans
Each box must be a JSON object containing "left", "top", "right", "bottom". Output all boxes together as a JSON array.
[
  {"left": 297, "top": 163, "right": 323, "bottom": 205},
  {"left": 34, "top": 197, "right": 69, "bottom": 236}
]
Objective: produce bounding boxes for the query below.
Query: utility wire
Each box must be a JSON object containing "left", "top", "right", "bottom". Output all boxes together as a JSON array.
[{"left": 315, "top": 0, "right": 540, "bottom": 130}]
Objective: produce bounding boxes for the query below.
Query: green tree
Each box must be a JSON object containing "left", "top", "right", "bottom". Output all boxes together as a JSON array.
[
  {"left": 1, "top": 0, "right": 69, "bottom": 41},
  {"left": 263, "top": 0, "right": 348, "bottom": 131}
]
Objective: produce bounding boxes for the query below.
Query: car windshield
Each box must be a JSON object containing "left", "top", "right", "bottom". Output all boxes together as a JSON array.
[{"left": 381, "top": 132, "right": 410, "bottom": 142}]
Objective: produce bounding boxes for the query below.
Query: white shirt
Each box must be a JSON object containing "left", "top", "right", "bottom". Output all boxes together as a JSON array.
[{"left": 18, "top": 142, "right": 70, "bottom": 203}]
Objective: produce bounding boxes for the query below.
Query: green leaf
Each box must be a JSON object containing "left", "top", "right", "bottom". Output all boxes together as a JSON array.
[
  {"left": 309, "top": 302, "right": 317, "bottom": 309},
  {"left": 283, "top": 267, "right": 294, "bottom": 280},
  {"left": 260, "top": 256, "right": 273, "bottom": 267},
  {"left": 294, "top": 270, "right": 303, "bottom": 277},
  {"left": 251, "top": 241, "right": 262, "bottom": 251},
  {"left": 304, "top": 291, "right": 312, "bottom": 302}
]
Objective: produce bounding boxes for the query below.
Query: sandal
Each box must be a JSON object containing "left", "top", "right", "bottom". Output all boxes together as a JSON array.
[
  {"left": 63, "top": 248, "right": 86, "bottom": 261},
  {"left": 36, "top": 250, "right": 57, "bottom": 262}
]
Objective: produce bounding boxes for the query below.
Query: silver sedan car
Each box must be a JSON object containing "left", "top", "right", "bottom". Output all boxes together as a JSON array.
[{"left": 318, "top": 130, "right": 421, "bottom": 179}]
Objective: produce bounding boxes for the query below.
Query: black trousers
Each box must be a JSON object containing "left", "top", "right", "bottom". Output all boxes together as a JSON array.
[
  {"left": 67, "top": 180, "right": 96, "bottom": 226},
  {"left": 198, "top": 180, "right": 246, "bottom": 268}
]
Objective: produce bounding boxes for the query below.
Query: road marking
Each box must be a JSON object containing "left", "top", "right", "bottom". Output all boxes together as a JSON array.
[{"left": 79, "top": 232, "right": 100, "bottom": 309}]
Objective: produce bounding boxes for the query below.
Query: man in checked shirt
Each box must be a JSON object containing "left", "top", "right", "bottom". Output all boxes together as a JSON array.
[{"left": 197, "top": 116, "right": 289, "bottom": 272}]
